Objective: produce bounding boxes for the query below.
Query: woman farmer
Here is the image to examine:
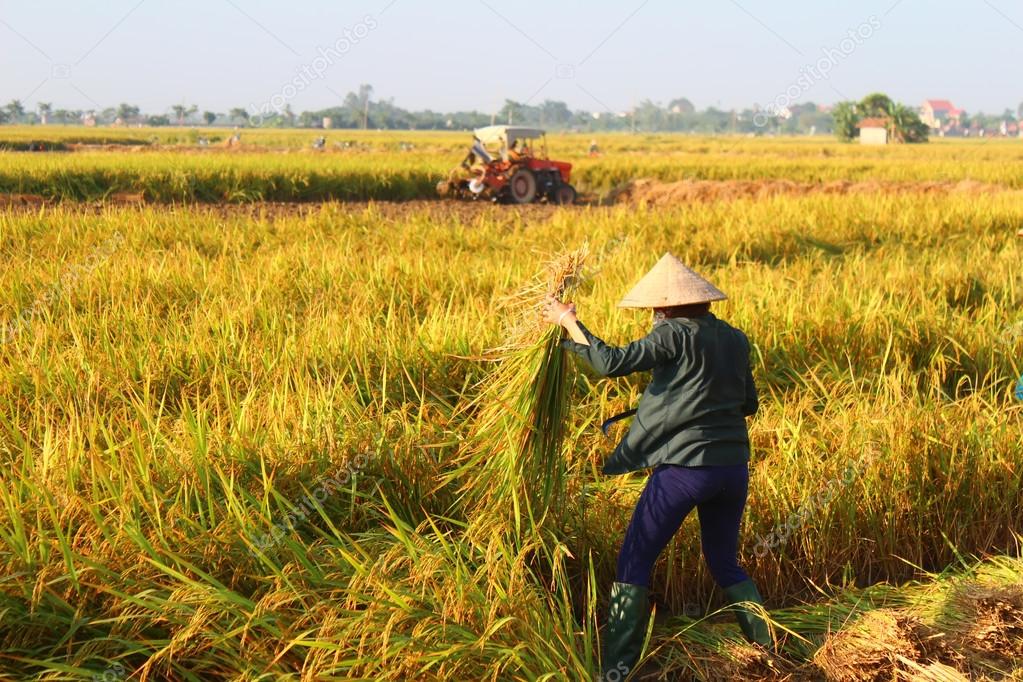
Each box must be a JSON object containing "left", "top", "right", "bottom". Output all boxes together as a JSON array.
[{"left": 543, "top": 253, "right": 771, "bottom": 676}]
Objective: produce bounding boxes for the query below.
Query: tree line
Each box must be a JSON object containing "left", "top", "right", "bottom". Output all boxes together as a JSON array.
[{"left": 2, "top": 85, "right": 1021, "bottom": 139}]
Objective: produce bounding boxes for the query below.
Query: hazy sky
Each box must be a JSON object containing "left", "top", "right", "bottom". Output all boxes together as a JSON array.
[{"left": 2, "top": 0, "right": 1021, "bottom": 116}]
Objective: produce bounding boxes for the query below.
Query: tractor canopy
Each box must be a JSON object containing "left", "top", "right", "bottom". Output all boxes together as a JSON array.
[{"left": 474, "top": 126, "right": 546, "bottom": 157}]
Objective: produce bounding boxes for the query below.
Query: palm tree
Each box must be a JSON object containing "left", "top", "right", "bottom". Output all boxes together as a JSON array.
[
  {"left": 885, "top": 101, "right": 929, "bottom": 144},
  {"left": 856, "top": 93, "right": 894, "bottom": 119},
  {"left": 885, "top": 104, "right": 908, "bottom": 143}
]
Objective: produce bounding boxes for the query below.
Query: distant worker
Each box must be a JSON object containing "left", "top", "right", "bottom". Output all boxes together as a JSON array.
[
  {"left": 312, "top": 136, "right": 326, "bottom": 149},
  {"left": 224, "top": 127, "right": 242, "bottom": 148},
  {"left": 544, "top": 253, "right": 773, "bottom": 677},
  {"left": 589, "top": 139, "right": 600, "bottom": 156}
]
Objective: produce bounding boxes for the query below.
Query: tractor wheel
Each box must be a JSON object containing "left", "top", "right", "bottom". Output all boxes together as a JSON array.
[
  {"left": 551, "top": 184, "right": 577, "bottom": 205},
  {"left": 507, "top": 168, "right": 537, "bottom": 204}
]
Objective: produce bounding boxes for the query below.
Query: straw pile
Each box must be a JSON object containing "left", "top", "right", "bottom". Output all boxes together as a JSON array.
[
  {"left": 812, "top": 580, "right": 1023, "bottom": 681},
  {"left": 813, "top": 610, "right": 946, "bottom": 681}
]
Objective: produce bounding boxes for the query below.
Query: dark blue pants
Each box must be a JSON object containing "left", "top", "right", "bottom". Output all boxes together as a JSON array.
[{"left": 616, "top": 463, "right": 750, "bottom": 588}]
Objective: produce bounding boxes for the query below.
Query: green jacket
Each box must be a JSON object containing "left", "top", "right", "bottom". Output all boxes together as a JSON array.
[{"left": 562, "top": 313, "right": 758, "bottom": 474}]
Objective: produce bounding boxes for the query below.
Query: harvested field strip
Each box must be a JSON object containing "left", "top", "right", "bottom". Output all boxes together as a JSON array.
[
  {"left": 607, "top": 177, "right": 1020, "bottom": 206},
  {"left": 3, "top": 178, "right": 1021, "bottom": 210}
]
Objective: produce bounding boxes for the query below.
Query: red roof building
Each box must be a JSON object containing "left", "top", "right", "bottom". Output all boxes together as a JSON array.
[{"left": 921, "top": 100, "right": 963, "bottom": 129}]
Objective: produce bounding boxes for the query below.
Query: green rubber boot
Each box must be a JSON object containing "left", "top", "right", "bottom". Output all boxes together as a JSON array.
[
  {"left": 601, "top": 582, "right": 650, "bottom": 680},
  {"left": 722, "top": 579, "right": 773, "bottom": 648}
]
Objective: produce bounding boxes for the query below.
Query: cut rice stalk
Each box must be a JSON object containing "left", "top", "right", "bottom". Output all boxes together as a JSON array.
[{"left": 445, "top": 248, "right": 589, "bottom": 546}]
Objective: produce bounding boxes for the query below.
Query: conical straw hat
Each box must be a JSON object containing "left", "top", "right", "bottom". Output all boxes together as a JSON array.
[{"left": 617, "top": 253, "right": 727, "bottom": 308}]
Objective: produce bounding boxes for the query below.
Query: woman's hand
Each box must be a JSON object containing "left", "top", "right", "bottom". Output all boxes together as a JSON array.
[
  {"left": 543, "top": 295, "right": 577, "bottom": 326},
  {"left": 544, "top": 295, "right": 590, "bottom": 346}
]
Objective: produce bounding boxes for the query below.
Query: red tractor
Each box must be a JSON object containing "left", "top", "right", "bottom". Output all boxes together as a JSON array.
[{"left": 437, "top": 126, "right": 577, "bottom": 204}]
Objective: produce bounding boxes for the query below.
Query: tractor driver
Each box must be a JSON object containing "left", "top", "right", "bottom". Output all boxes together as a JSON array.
[
  {"left": 508, "top": 138, "right": 531, "bottom": 162},
  {"left": 507, "top": 139, "right": 523, "bottom": 162}
]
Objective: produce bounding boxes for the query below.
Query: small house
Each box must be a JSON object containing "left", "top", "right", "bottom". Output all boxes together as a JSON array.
[{"left": 857, "top": 118, "right": 888, "bottom": 145}]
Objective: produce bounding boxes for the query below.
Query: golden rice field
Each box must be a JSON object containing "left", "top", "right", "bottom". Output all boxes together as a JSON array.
[{"left": 1, "top": 129, "right": 1022, "bottom": 680}]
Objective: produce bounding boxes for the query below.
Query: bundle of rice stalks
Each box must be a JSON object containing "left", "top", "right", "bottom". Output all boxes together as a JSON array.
[
  {"left": 939, "top": 582, "right": 1023, "bottom": 672},
  {"left": 445, "top": 248, "right": 589, "bottom": 544},
  {"left": 812, "top": 609, "right": 948, "bottom": 682}
]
